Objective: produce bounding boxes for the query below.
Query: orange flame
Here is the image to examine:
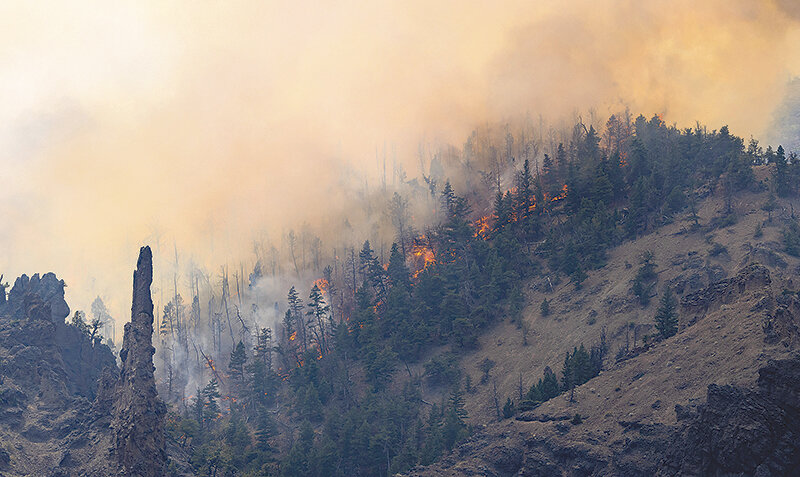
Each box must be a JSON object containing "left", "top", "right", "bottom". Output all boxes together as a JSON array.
[
  {"left": 411, "top": 236, "right": 436, "bottom": 278},
  {"left": 473, "top": 216, "right": 491, "bottom": 239},
  {"left": 289, "top": 331, "right": 297, "bottom": 341},
  {"left": 314, "top": 278, "right": 329, "bottom": 292},
  {"left": 550, "top": 184, "right": 568, "bottom": 202}
]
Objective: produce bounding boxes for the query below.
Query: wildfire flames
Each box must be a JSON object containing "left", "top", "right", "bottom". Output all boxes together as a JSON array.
[
  {"left": 618, "top": 150, "right": 628, "bottom": 167},
  {"left": 411, "top": 236, "right": 436, "bottom": 278},
  {"left": 313, "top": 278, "right": 329, "bottom": 294},
  {"left": 473, "top": 215, "right": 491, "bottom": 239},
  {"left": 549, "top": 183, "right": 568, "bottom": 202},
  {"left": 289, "top": 331, "right": 297, "bottom": 341}
]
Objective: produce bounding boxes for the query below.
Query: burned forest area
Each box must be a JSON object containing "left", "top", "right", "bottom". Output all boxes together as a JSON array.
[{"left": 4, "top": 2, "right": 800, "bottom": 477}]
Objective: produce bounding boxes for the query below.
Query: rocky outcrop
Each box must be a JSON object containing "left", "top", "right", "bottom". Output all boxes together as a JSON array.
[
  {"left": 112, "top": 246, "right": 167, "bottom": 477},
  {"left": 740, "top": 242, "right": 789, "bottom": 270},
  {"left": 0, "top": 272, "right": 117, "bottom": 476},
  {"left": 658, "top": 355, "right": 800, "bottom": 476},
  {"left": 405, "top": 420, "right": 672, "bottom": 476},
  {"left": 764, "top": 293, "right": 800, "bottom": 348},
  {"left": 408, "top": 357, "right": 800, "bottom": 477},
  {"left": 0, "top": 273, "right": 116, "bottom": 402},
  {"left": 3, "top": 272, "right": 70, "bottom": 323},
  {"left": 680, "top": 263, "right": 771, "bottom": 327}
]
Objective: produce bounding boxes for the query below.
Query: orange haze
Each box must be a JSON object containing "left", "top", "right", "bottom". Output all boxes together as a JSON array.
[{"left": 1, "top": 0, "right": 799, "bottom": 339}]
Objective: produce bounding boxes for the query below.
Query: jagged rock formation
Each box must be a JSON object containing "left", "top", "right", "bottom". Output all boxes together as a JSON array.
[
  {"left": 765, "top": 292, "right": 800, "bottom": 348},
  {"left": 659, "top": 355, "right": 800, "bottom": 476},
  {"left": 0, "top": 273, "right": 117, "bottom": 476},
  {"left": 0, "top": 273, "right": 116, "bottom": 400},
  {"left": 112, "top": 246, "right": 167, "bottom": 477},
  {"left": 680, "top": 263, "right": 771, "bottom": 327}
]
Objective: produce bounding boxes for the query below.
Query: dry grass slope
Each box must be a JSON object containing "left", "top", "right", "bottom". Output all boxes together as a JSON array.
[{"left": 408, "top": 179, "right": 800, "bottom": 476}]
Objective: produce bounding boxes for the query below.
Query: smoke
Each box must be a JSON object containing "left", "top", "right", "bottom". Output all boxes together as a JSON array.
[{"left": 1, "top": 0, "right": 799, "bottom": 341}]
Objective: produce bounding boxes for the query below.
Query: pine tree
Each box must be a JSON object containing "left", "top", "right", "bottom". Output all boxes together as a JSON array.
[
  {"left": 387, "top": 243, "right": 411, "bottom": 291},
  {"left": 288, "top": 286, "right": 306, "bottom": 353},
  {"left": 538, "top": 298, "right": 549, "bottom": 317},
  {"left": 513, "top": 158, "right": 533, "bottom": 224},
  {"left": 441, "top": 180, "right": 456, "bottom": 214},
  {"left": 254, "top": 327, "right": 273, "bottom": 371},
  {"left": 538, "top": 366, "right": 560, "bottom": 401},
  {"left": 227, "top": 341, "right": 247, "bottom": 404},
  {"left": 306, "top": 284, "right": 330, "bottom": 355},
  {"left": 774, "top": 145, "right": 791, "bottom": 197},
  {"left": 783, "top": 221, "right": 800, "bottom": 257},
  {"left": 654, "top": 287, "right": 678, "bottom": 339},
  {"left": 364, "top": 344, "right": 398, "bottom": 391},
  {"left": 359, "top": 240, "right": 387, "bottom": 304},
  {"left": 229, "top": 341, "right": 247, "bottom": 382},
  {"left": 200, "top": 379, "right": 221, "bottom": 427}
]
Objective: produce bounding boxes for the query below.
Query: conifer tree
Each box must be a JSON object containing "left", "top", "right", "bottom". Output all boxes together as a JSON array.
[
  {"left": 538, "top": 366, "right": 560, "bottom": 401},
  {"left": 774, "top": 145, "right": 791, "bottom": 197},
  {"left": 307, "top": 284, "right": 330, "bottom": 355},
  {"left": 198, "top": 379, "right": 221, "bottom": 428},
  {"left": 655, "top": 287, "right": 678, "bottom": 339},
  {"left": 386, "top": 243, "right": 411, "bottom": 291},
  {"left": 287, "top": 286, "right": 306, "bottom": 353},
  {"left": 540, "top": 298, "right": 550, "bottom": 317},
  {"left": 228, "top": 340, "right": 247, "bottom": 397}
]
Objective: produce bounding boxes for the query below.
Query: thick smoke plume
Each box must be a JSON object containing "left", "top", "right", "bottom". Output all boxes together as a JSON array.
[{"left": 1, "top": 0, "right": 799, "bottom": 344}]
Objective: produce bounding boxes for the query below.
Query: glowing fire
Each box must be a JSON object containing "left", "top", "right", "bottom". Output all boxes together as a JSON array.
[
  {"left": 619, "top": 150, "right": 628, "bottom": 167},
  {"left": 550, "top": 184, "right": 568, "bottom": 202},
  {"left": 289, "top": 331, "right": 297, "bottom": 341},
  {"left": 473, "top": 216, "right": 491, "bottom": 239},
  {"left": 313, "top": 278, "right": 329, "bottom": 295},
  {"left": 411, "top": 236, "right": 435, "bottom": 278}
]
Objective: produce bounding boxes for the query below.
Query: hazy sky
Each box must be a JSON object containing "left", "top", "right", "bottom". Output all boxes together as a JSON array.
[{"left": 2, "top": 0, "right": 799, "bottom": 331}]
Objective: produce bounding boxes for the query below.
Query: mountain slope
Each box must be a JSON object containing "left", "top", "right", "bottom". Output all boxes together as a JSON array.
[{"left": 407, "top": 185, "right": 800, "bottom": 476}]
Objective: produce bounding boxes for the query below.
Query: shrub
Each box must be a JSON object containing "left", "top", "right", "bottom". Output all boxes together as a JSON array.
[
  {"left": 708, "top": 242, "right": 728, "bottom": 257},
  {"left": 783, "top": 221, "right": 800, "bottom": 257},
  {"left": 502, "top": 398, "right": 516, "bottom": 419},
  {"left": 478, "top": 358, "right": 496, "bottom": 385}
]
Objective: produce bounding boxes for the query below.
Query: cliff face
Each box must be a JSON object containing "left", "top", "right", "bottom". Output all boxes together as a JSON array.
[
  {"left": 112, "top": 246, "right": 167, "bottom": 477},
  {"left": 0, "top": 273, "right": 117, "bottom": 476},
  {"left": 0, "top": 272, "right": 116, "bottom": 401},
  {"left": 659, "top": 355, "right": 800, "bottom": 476},
  {"left": 0, "top": 247, "right": 172, "bottom": 476}
]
